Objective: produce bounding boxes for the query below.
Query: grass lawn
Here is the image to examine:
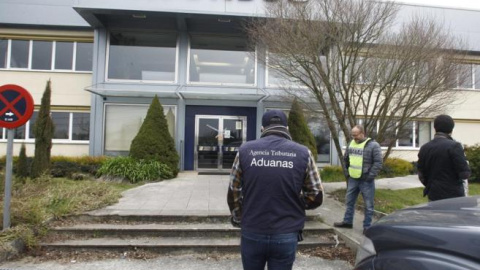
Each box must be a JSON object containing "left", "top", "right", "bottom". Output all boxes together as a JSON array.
[
  {"left": 330, "top": 182, "right": 480, "bottom": 214},
  {"left": 0, "top": 176, "right": 138, "bottom": 249}
]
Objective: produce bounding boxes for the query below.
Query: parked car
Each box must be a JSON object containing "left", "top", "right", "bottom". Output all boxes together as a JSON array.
[{"left": 355, "top": 195, "right": 480, "bottom": 270}]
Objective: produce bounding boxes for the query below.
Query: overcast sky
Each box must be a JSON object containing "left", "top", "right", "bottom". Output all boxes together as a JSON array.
[{"left": 393, "top": 0, "right": 480, "bottom": 10}]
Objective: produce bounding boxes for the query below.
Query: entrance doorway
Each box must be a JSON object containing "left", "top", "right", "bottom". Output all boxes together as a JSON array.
[{"left": 195, "top": 115, "right": 247, "bottom": 171}]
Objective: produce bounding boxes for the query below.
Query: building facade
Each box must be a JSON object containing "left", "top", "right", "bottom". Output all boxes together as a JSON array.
[{"left": 1, "top": 0, "right": 480, "bottom": 172}]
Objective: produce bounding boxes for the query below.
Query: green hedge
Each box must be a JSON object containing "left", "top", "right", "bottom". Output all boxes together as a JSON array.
[
  {"left": 97, "top": 156, "right": 174, "bottom": 183},
  {"left": 320, "top": 157, "right": 413, "bottom": 182},
  {"left": 465, "top": 144, "right": 480, "bottom": 182},
  {"left": 379, "top": 158, "right": 414, "bottom": 178}
]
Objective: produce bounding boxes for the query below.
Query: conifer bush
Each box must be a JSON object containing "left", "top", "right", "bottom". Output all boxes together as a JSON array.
[
  {"left": 288, "top": 99, "right": 318, "bottom": 161},
  {"left": 129, "top": 96, "right": 179, "bottom": 175},
  {"left": 31, "top": 80, "right": 54, "bottom": 179},
  {"left": 16, "top": 143, "right": 29, "bottom": 180}
]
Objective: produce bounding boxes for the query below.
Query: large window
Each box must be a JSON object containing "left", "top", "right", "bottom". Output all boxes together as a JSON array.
[
  {"left": 359, "top": 119, "right": 431, "bottom": 148},
  {"left": 104, "top": 104, "right": 176, "bottom": 153},
  {"left": 189, "top": 35, "right": 255, "bottom": 85},
  {"left": 0, "top": 39, "right": 92, "bottom": 72},
  {"left": 6, "top": 111, "right": 90, "bottom": 142},
  {"left": 108, "top": 32, "right": 177, "bottom": 81}
]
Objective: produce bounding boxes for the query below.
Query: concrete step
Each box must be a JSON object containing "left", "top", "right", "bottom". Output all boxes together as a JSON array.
[
  {"left": 47, "top": 221, "right": 332, "bottom": 239},
  {"left": 70, "top": 213, "right": 323, "bottom": 224},
  {"left": 40, "top": 235, "right": 340, "bottom": 255}
]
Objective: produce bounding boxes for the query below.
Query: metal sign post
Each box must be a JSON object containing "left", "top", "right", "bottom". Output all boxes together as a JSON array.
[
  {"left": 3, "top": 129, "right": 14, "bottom": 230},
  {"left": 0, "top": 84, "right": 34, "bottom": 231}
]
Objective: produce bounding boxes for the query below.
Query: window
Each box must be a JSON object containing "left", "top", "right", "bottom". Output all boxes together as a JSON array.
[
  {"left": 358, "top": 119, "right": 431, "bottom": 148},
  {"left": 108, "top": 32, "right": 177, "bottom": 81},
  {"left": 32, "top": 40, "right": 53, "bottom": 70},
  {"left": 0, "top": 39, "right": 7, "bottom": 68},
  {"left": 75, "top": 42, "right": 93, "bottom": 71},
  {"left": 266, "top": 108, "right": 330, "bottom": 163},
  {"left": 397, "top": 121, "right": 414, "bottom": 147},
  {"left": 51, "top": 112, "right": 69, "bottom": 139},
  {"left": 307, "top": 115, "right": 331, "bottom": 163},
  {"left": 104, "top": 104, "right": 176, "bottom": 153},
  {"left": 72, "top": 113, "right": 90, "bottom": 140},
  {"left": 189, "top": 35, "right": 255, "bottom": 85},
  {"left": 475, "top": 65, "right": 480, "bottom": 90},
  {"left": 8, "top": 111, "right": 90, "bottom": 141},
  {"left": 55, "top": 41, "right": 73, "bottom": 70},
  {"left": 266, "top": 52, "right": 309, "bottom": 88},
  {"left": 416, "top": 121, "right": 431, "bottom": 148},
  {"left": 458, "top": 64, "right": 473, "bottom": 89},
  {"left": 0, "top": 38, "right": 92, "bottom": 71},
  {"left": 10, "top": 40, "right": 29, "bottom": 68}
]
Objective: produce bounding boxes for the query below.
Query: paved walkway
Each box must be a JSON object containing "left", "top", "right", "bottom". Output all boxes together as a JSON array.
[
  {"left": 90, "top": 172, "right": 423, "bottom": 246},
  {"left": 1, "top": 173, "right": 422, "bottom": 270}
]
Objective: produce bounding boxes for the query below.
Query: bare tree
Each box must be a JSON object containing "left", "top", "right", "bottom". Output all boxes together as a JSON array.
[{"left": 247, "top": 0, "right": 467, "bottom": 172}]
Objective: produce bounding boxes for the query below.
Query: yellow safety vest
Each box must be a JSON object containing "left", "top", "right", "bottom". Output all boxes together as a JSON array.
[{"left": 348, "top": 138, "right": 370, "bottom": 179}]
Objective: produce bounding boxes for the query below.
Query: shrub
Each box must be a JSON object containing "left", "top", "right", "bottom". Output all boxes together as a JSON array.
[
  {"left": 16, "top": 143, "right": 29, "bottom": 180},
  {"left": 97, "top": 156, "right": 174, "bottom": 183},
  {"left": 50, "top": 161, "right": 80, "bottom": 178},
  {"left": 129, "top": 96, "right": 179, "bottom": 175},
  {"left": 379, "top": 158, "right": 413, "bottom": 178},
  {"left": 320, "top": 166, "right": 345, "bottom": 182},
  {"left": 31, "top": 80, "right": 54, "bottom": 179},
  {"left": 465, "top": 144, "right": 480, "bottom": 183},
  {"left": 288, "top": 99, "right": 318, "bottom": 161},
  {"left": 50, "top": 156, "right": 107, "bottom": 178}
]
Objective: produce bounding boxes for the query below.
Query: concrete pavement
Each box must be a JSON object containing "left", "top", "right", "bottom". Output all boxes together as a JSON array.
[
  {"left": 87, "top": 172, "right": 422, "bottom": 249},
  {"left": 1, "top": 173, "right": 423, "bottom": 270}
]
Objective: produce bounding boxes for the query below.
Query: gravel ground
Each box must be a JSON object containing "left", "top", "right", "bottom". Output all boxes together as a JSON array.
[{"left": 1, "top": 253, "right": 352, "bottom": 270}]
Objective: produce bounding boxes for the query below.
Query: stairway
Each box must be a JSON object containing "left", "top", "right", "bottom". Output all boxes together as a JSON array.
[{"left": 41, "top": 214, "right": 343, "bottom": 255}]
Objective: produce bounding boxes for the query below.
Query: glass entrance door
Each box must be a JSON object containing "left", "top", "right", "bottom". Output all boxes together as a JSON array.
[{"left": 195, "top": 115, "right": 247, "bottom": 171}]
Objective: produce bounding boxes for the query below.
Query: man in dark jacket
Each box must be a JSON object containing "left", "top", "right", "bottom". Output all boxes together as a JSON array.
[
  {"left": 227, "top": 109, "right": 323, "bottom": 270},
  {"left": 334, "top": 125, "right": 382, "bottom": 233},
  {"left": 417, "top": 114, "right": 471, "bottom": 201}
]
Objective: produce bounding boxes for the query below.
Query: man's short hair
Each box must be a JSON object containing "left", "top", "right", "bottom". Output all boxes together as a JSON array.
[
  {"left": 434, "top": 114, "right": 455, "bottom": 134},
  {"left": 352, "top": 125, "right": 365, "bottom": 134},
  {"left": 262, "top": 110, "right": 288, "bottom": 127}
]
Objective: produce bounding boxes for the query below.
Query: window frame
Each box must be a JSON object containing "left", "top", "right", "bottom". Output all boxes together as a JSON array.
[
  {"left": 0, "top": 38, "right": 92, "bottom": 73},
  {"left": 265, "top": 50, "right": 309, "bottom": 89},
  {"left": 1, "top": 111, "right": 90, "bottom": 143},
  {"left": 105, "top": 32, "right": 179, "bottom": 84},
  {"left": 187, "top": 35, "right": 257, "bottom": 87},
  {"left": 357, "top": 119, "right": 431, "bottom": 150}
]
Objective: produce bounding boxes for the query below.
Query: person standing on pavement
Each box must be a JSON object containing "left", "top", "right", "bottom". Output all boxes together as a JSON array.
[
  {"left": 417, "top": 114, "right": 471, "bottom": 201},
  {"left": 227, "top": 109, "right": 324, "bottom": 270},
  {"left": 334, "top": 125, "right": 382, "bottom": 233}
]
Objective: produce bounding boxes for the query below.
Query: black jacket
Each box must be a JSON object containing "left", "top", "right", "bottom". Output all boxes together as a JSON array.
[{"left": 417, "top": 133, "right": 470, "bottom": 201}]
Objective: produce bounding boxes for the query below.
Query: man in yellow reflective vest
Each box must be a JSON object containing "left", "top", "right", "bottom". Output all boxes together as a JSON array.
[{"left": 334, "top": 125, "right": 382, "bottom": 234}]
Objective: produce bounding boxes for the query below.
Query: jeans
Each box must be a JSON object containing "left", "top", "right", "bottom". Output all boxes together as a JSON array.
[
  {"left": 241, "top": 231, "right": 298, "bottom": 270},
  {"left": 343, "top": 177, "right": 375, "bottom": 228}
]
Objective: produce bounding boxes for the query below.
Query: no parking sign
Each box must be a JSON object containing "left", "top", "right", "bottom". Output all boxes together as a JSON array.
[
  {"left": 0, "top": 84, "right": 34, "bottom": 129},
  {"left": 0, "top": 84, "right": 34, "bottom": 231}
]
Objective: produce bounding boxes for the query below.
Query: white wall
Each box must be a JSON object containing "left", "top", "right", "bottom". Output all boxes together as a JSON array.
[
  {"left": 0, "top": 71, "right": 91, "bottom": 106},
  {"left": 0, "top": 142, "right": 89, "bottom": 157}
]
